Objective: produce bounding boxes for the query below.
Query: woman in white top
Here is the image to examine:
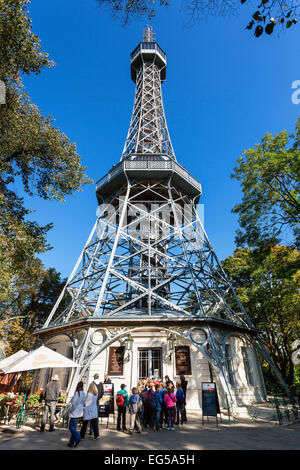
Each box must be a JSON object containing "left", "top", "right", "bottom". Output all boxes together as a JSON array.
[
  {"left": 80, "top": 382, "right": 99, "bottom": 440},
  {"left": 68, "top": 381, "right": 86, "bottom": 448}
]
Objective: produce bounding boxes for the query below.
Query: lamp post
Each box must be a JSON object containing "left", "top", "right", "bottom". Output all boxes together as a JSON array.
[
  {"left": 167, "top": 333, "right": 176, "bottom": 361},
  {"left": 124, "top": 334, "right": 133, "bottom": 363},
  {"left": 125, "top": 334, "right": 133, "bottom": 352}
]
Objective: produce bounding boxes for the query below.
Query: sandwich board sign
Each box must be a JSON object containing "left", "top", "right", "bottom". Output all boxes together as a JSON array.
[
  {"left": 201, "top": 382, "right": 219, "bottom": 426},
  {"left": 99, "top": 383, "right": 114, "bottom": 420}
]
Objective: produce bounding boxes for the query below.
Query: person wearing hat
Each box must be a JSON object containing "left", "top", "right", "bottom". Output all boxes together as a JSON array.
[
  {"left": 92, "top": 373, "right": 104, "bottom": 398},
  {"left": 40, "top": 374, "right": 61, "bottom": 432}
]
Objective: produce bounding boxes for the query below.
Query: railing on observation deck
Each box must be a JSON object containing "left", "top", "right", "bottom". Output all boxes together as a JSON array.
[
  {"left": 95, "top": 158, "right": 202, "bottom": 193},
  {"left": 131, "top": 42, "right": 167, "bottom": 62}
]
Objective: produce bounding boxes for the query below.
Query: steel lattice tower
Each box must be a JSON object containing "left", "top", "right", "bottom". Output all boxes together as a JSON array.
[{"left": 38, "top": 27, "right": 293, "bottom": 407}]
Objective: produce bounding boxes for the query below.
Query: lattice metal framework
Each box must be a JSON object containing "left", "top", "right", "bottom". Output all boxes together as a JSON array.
[
  {"left": 44, "top": 178, "right": 253, "bottom": 327},
  {"left": 121, "top": 26, "right": 175, "bottom": 160},
  {"left": 39, "top": 28, "right": 294, "bottom": 405}
]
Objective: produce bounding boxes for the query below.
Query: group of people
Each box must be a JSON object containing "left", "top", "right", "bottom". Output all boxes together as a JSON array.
[
  {"left": 40, "top": 372, "right": 188, "bottom": 448},
  {"left": 116, "top": 375, "right": 188, "bottom": 433}
]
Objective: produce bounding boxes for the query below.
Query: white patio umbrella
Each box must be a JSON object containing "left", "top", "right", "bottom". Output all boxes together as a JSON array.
[
  {"left": 2, "top": 346, "right": 80, "bottom": 374},
  {"left": 0, "top": 350, "right": 28, "bottom": 373}
]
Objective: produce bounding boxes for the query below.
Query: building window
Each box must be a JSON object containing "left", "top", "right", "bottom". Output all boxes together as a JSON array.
[
  {"left": 139, "top": 349, "right": 162, "bottom": 379},
  {"left": 225, "top": 344, "right": 235, "bottom": 387},
  {"left": 242, "top": 347, "right": 254, "bottom": 387}
]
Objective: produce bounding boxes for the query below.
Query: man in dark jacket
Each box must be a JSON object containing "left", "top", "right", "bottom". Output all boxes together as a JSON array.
[
  {"left": 40, "top": 374, "right": 61, "bottom": 432},
  {"left": 92, "top": 373, "right": 104, "bottom": 399},
  {"left": 104, "top": 374, "right": 111, "bottom": 384}
]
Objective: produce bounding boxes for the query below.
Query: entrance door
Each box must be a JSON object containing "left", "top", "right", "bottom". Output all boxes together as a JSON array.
[{"left": 139, "top": 349, "right": 162, "bottom": 379}]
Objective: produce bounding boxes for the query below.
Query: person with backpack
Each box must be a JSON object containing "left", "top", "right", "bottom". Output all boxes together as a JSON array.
[
  {"left": 159, "top": 382, "right": 168, "bottom": 429},
  {"left": 139, "top": 385, "right": 147, "bottom": 427},
  {"left": 128, "top": 387, "right": 142, "bottom": 434},
  {"left": 143, "top": 383, "right": 154, "bottom": 428},
  {"left": 116, "top": 384, "right": 129, "bottom": 432},
  {"left": 163, "top": 385, "right": 177, "bottom": 431},
  {"left": 152, "top": 384, "right": 163, "bottom": 431},
  {"left": 175, "top": 381, "right": 184, "bottom": 425}
]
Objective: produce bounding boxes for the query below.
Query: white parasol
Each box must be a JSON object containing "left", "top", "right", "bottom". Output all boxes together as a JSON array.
[
  {"left": 2, "top": 346, "right": 80, "bottom": 374},
  {"left": 0, "top": 350, "right": 28, "bottom": 373}
]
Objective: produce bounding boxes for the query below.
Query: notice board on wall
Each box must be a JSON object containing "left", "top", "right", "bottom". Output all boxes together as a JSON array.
[
  {"left": 107, "top": 346, "right": 124, "bottom": 376},
  {"left": 175, "top": 346, "right": 191, "bottom": 376}
]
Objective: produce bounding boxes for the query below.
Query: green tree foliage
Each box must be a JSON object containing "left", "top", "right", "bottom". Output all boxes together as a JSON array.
[
  {"left": 232, "top": 117, "right": 300, "bottom": 249},
  {"left": 0, "top": 261, "right": 68, "bottom": 354},
  {"left": 96, "top": 0, "right": 299, "bottom": 36},
  {"left": 222, "top": 245, "right": 300, "bottom": 390},
  {"left": 0, "top": 1, "right": 91, "bottom": 306}
]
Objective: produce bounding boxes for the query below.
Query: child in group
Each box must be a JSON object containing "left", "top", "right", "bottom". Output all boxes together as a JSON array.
[
  {"left": 159, "top": 382, "right": 168, "bottom": 428},
  {"left": 129, "top": 387, "right": 142, "bottom": 434},
  {"left": 163, "top": 384, "right": 177, "bottom": 431},
  {"left": 175, "top": 381, "right": 184, "bottom": 425},
  {"left": 143, "top": 382, "right": 154, "bottom": 428},
  {"left": 152, "top": 384, "right": 163, "bottom": 431},
  {"left": 116, "top": 384, "right": 129, "bottom": 432}
]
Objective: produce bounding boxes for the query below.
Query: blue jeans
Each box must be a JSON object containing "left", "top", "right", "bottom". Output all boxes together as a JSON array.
[
  {"left": 166, "top": 407, "right": 175, "bottom": 428},
  {"left": 176, "top": 403, "right": 184, "bottom": 424},
  {"left": 155, "top": 410, "right": 161, "bottom": 430},
  {"left": 69, "top": 418, "right": 81, "bottom": 446}
]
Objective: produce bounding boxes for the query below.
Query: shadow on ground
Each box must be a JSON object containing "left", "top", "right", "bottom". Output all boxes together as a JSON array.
[{"left": 0, "top": 417, "right": 299, "bottom": 450}]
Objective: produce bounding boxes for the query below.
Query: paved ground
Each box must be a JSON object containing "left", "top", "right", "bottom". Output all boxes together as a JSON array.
[{"left": 0, "top": 415, "right": 299, "bottom": 450}]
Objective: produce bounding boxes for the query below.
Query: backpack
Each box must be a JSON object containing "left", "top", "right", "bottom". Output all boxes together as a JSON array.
[
  {"left": 116, "top": 393, "right": 125, "bottom": 407},
  {"left": 149, "top": 393, "right": 157, "bottom": 410},
  {"left": 145, "top": 389, "right": 153, "bottom": 407},
  {"left": 129, "top": 395, "right": 139, "bottom": 414}
]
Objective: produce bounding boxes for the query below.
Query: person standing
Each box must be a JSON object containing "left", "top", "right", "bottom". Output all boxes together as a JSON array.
[
  {"left": 67, "top": 381, "right": 86, "bottom": 448},
  {"left": 152, "top": 384, "right": 163, "bottom": 431},
  {"left": 40, "top": 374, "right": 60, "bottom": 432},
  {"left": 104, "top": 374, "right": 111, "bottom": 384},
  {"left": 143, "top": 383, "right": 154, "bottom": 428},
  {"left": 80, "top": 382, "right": 100, "bottom": 441},
  {"left": 164, "top": 375, "right": 174, "bottom": 389},
  {"left": 163, "top": 386, "right": 177, "bottom": 431},
  {"left": 180, "top": 374, "right": 188, "bottom": 422},
  {"left": 116, "top": 384, "right": 129, "bottom": 432},
  {"left": 175, "top": 381, "right": 184, "bottom": 425},
  {"left": 92, "top": 373, "right": 104, "bottom": 400},
  {"left": 89, "top": 373, "right": 103, "bottom": 435},
  {"left": 128, "top": 387, "right": 142, "bottom": 434}
]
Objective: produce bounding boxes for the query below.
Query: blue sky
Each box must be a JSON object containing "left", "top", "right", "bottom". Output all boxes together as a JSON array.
[{"left": 22, "top": 0, "right": 299, "bottom": 278}]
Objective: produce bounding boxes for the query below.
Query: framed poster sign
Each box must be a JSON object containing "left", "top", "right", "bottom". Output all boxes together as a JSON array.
[
  {"left": 201, "top": 382, "right": 220, "bottom": 425},
  {"left": 108, "top": 346, "right": 124, "bottom": 376},
  {"left": 99, "top": 383, "right": 114, "bottom": 418},
  {"left": 175, "top": 346, "right": 192, "bottom": 376}
]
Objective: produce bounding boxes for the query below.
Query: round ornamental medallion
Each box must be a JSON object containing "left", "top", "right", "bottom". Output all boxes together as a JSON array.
[
  {"left": 190, "top": 328, "right": 207, "bottom": 345},
  {"left": 91, "top": 330, "right": 104, "bottom": 346}
]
